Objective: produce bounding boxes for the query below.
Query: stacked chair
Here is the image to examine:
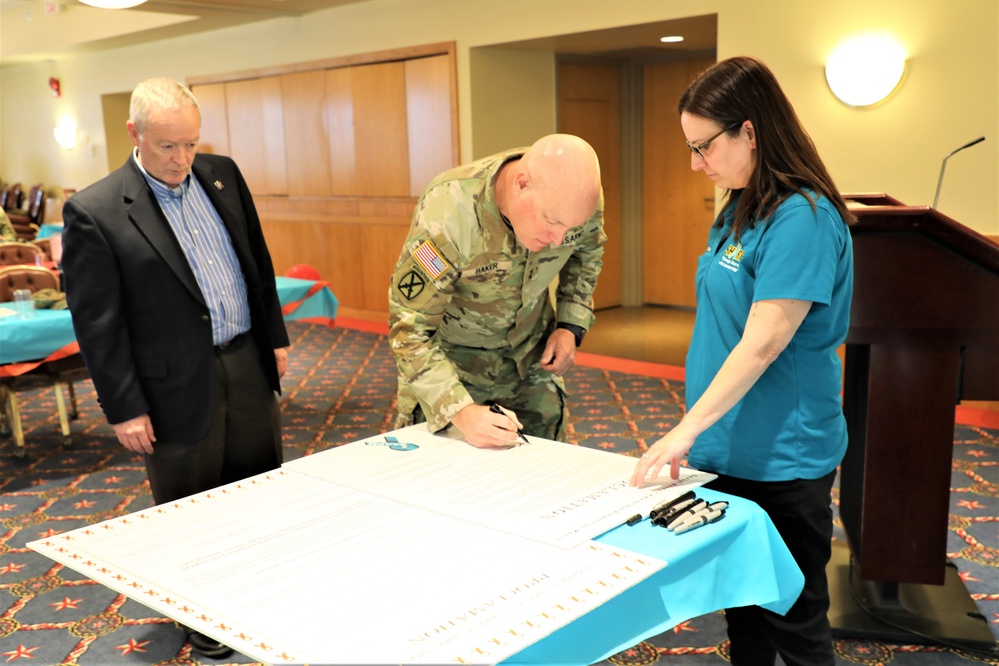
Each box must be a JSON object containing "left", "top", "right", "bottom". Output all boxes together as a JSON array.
[
  {"left": 1, "top": 183, "right": 23, "bottom": 212},
  {"left": 6, "top": 183, "right": 46, "bottom": 240},
  {"left": 0, "top": 241, "right": 48, "bottom": 267},
  {"left": 0, "top": 263, "right": 87, "bottom": 457}
]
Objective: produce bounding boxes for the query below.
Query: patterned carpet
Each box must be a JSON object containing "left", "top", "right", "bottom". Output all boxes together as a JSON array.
[{"left": 1, "top": 321, "right": 997, "bottom": 665}]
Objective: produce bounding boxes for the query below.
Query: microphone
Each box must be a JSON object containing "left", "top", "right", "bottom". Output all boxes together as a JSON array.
[{"left": 933, "top": 136, "right": 985, "bottom": 209}]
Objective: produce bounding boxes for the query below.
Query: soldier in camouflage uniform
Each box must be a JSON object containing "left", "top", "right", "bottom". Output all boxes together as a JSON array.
[{"left": 388, "top": 134, "right": 605, "bottom": 448}]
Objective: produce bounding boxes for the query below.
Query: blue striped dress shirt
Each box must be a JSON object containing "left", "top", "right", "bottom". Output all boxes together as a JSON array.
[{"left": 135, "top": 155, "right": 251, "bottom": 346}]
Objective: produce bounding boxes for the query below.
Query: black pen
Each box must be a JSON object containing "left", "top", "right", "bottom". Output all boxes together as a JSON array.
[
  {"left": 649, "top": 490, "right": 697, "bottom": 522},
  {"left": 651, "top": 498, "right": 699, "bottom": 527},
  {"left": 488, "top": 403, "right": 530, "bottom": 444},
  {"left": 662, "top": 498, "right": 708, "bottom": 528},
  {"left": 673, "top": 508, "right": 726, "bottom": 534}
]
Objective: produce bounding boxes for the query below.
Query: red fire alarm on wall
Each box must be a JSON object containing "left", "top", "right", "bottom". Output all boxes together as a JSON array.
[{"left": 49, "top": 77, "right": 61, "bottom": 97}]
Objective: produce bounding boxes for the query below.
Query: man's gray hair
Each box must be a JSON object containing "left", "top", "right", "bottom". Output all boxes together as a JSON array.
[{"left": 129, "top": 77, "right": 201, "bottom": 134}]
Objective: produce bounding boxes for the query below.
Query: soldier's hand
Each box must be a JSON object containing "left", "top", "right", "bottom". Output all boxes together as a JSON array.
[
  {"left": 451, "top": 404, "right": 522, "bottom": 448},
  {"left": 540, "top": 328, "right": 576, "bottom": 376}
]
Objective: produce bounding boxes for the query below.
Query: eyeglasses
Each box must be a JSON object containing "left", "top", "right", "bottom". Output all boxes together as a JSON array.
[{"left": 685, "top": 122, "right": 743, "bottom": 160}]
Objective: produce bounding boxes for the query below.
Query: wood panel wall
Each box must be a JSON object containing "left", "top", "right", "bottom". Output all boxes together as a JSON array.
[
  {"left": 557, "top": 61, "right": 623, "bottom": 310},
  {"left": 642, "top": 58, "right": 716, "bottom": 308},
  {"left": 189, "top": 43, "right": 459, "bottom": 321}
]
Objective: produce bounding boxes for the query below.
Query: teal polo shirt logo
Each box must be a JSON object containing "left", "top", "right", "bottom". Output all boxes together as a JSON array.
[{"left": 720, "top": 244, "right": 744, "bottom": 273}]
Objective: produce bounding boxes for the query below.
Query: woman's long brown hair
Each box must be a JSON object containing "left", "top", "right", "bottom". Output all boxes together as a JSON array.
[{"left": 679, "top": 56, "right": 855, "bottom": 241}]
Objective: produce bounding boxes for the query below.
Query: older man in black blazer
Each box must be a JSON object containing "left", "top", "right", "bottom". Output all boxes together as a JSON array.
[{"left": 61, "top": 77, "right": 288, "bottom": 658}]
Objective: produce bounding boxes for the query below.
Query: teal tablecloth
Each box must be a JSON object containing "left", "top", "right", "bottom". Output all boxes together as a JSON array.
[
  {"left": 35, "top": 223, "right": 64, "bottom": 239},
  {"left": 275, "top": 276, "right": 338, "bottom": 325},
  {"left": 0, "top": 277, "right": 337, "bottom": 367},
  {"left": 0, "top": 309, "right": 76, "bottom": 368},
  {"left": 506, "top": 487, "right": 804, "bottom": 664}
]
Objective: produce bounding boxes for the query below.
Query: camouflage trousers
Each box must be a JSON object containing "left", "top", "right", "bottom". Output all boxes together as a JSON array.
[{"left": 395, "top": 341, "right": 568, "bottom": 441}]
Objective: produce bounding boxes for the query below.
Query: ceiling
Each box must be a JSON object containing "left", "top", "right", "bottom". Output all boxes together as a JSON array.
[
  {"left": 0, "top": 0, "right": 715, "bottom": 67},
  {"left": 491, "top": 14, "right": 716, "bottom": 61},
  {"left": 0, "top": 0, "right": 368, "bottom": 66}
]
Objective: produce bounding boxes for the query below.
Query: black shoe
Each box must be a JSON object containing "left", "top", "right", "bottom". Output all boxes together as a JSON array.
[{"left": 187, "top": 629, "right": 234, "bottom": 659}]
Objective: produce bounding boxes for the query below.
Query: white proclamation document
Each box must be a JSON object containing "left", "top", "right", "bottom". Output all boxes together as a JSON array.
[
  {"left": 29, "top": 469, "right": 665, "bottom": 665},
  {"left": 285, "top": 425, "right": 715, "bottom": 548}
]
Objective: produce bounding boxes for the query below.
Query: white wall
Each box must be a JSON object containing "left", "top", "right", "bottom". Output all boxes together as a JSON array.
[
  {"left": 468, "top": 48, "right": 556, "bottom": 160},
  {"left": 1, "top": 0, "right": 996, "bottom": 235},
  {"left": 719, "top": 0, "right": 998, "bottom": 235}
]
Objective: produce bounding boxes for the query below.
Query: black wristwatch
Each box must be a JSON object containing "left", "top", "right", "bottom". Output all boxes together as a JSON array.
[{"left": 556, "top": 322, "right": 586, "bottom": 347}]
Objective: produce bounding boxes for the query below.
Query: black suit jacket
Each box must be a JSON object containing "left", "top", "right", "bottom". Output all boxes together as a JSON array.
[{"left": 62, "top": 154, "right": 289, "bottom": 442}]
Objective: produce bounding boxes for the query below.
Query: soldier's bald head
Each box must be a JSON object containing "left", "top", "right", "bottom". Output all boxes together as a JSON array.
[{"left": 521, "top": 134, "right": 601, "bottom": 228}]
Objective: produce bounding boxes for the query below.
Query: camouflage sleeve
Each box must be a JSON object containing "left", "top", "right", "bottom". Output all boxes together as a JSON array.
[
  {"left": 387, "top": 190, "right": 474, "bottom": 433},
  {"left": 0, "top": 209, "right": 17, "bottom": 242},
  {"left": 555, "top": 205, "right": 606, "bottom": 330}
]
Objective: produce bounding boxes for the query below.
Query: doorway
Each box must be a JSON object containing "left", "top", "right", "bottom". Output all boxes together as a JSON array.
[
  {"left": 555, "top": 53, "right": 715, "bottom": 309},
  {"left": 100, "top": 91, "right": 131, "bottom": 173},
  {"left": 473, "top": 14, "right": 718, "bottom": 309}
]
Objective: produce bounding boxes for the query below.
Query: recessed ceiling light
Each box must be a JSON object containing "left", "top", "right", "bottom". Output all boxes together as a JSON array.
[{"left": 660, "top": 36, "right": 684, "bottom": 43}]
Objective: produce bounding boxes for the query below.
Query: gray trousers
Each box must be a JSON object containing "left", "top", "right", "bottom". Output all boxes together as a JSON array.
[{"left": 144, "top": 334, "right": 282, "bottom": 504}]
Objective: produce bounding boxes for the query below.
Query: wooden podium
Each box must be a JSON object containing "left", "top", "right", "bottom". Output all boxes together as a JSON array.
[{"left": 829, "top": 194, "right": 999, "bottom": 648}]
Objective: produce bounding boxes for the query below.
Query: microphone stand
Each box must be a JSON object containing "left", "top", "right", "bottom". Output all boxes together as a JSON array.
[{"left": 933, "top": 137, "right": 985, "bottom": 209}]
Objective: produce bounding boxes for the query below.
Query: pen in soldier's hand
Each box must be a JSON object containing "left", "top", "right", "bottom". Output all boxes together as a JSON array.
[{"left": 489, "top": 403, "right": 530, "bottom": 444}]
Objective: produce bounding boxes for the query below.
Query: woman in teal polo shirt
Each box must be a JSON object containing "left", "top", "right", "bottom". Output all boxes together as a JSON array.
[{"left": 632, "top": 56, "right": 855, "bottom": 666}]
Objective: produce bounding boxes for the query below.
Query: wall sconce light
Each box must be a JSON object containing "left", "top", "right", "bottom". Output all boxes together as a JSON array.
[
  {"left": 825, "top": 35, "right": 908, "bottom": 107},
  {"left": 54, "top": 117, "right": 78, "bottom": 150}
]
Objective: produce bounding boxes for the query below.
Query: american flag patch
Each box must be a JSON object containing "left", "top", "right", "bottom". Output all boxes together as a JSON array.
[{"left": 413, "top": 241, "right": 450, "bottom": 278}]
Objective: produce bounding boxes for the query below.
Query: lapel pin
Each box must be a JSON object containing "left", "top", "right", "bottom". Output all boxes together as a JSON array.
[{"left": 214, "top": 180, "right": 224, "bottom": 190}]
